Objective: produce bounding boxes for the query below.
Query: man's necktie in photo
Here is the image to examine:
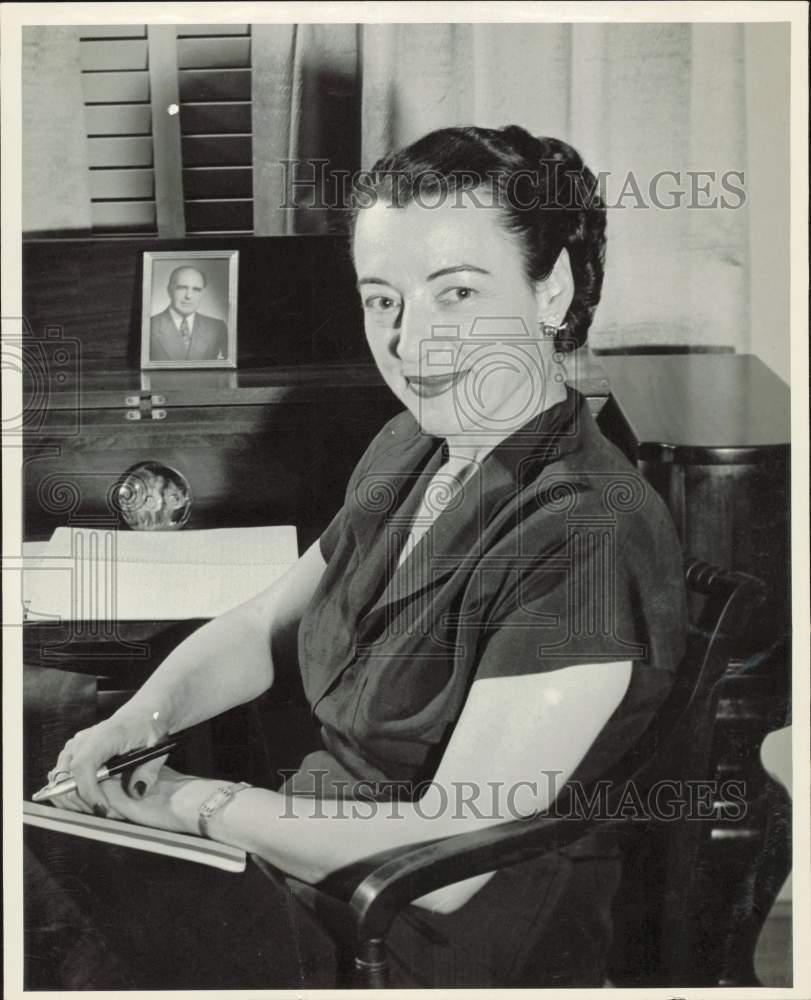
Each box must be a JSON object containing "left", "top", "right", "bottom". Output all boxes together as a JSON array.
[{"left": 179, "top": 317, "right": 191, "bottom": 347}]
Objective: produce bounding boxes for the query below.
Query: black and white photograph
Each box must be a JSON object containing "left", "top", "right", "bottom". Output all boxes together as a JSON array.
[
  {"left": 2, "top": 2, "right": 808, "bottom": 997},
  {"left": 141, "top": 250, "right": 238, "bottom": 369}
]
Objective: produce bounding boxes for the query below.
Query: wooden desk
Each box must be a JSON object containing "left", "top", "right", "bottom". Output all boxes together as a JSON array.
[{"left": 597, "top": 353, "right": 790, "bottom": 635}]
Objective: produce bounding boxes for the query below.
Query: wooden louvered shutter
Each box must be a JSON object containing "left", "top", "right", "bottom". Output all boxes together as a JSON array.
[
  {"left": 81, "top": 26, "right": 156, "bottom": 232},
  {"left": 178, "top": 25, "right": 254, "bottom": 234},
  {"left": 80, "top": 24, "right": 253, "bottom": 236}
]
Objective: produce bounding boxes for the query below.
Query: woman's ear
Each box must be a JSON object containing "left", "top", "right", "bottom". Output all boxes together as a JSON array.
[{"left": 534, "top": 248, "right": 574, "bottom": 328}]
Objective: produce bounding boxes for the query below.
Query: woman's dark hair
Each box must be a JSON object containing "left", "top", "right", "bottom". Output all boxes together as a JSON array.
[{"left": 350, "top": 125, "right": 606, "bottom": 352}]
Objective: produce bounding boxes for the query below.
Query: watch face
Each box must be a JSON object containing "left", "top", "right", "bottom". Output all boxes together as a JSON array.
[{"left": 198, "top": 783, "right": 251, "bottom": 837}]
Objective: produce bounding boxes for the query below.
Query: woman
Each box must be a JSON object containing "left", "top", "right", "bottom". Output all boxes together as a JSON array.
[{"left": 31, "top": 125, "right": 687, "bottom": 989}]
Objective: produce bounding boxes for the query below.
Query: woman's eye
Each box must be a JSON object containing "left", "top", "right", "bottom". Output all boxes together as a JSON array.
[
  {"left": 439, "top": 286, "right": 477, "bottom": 304},
  {"left": 364, "top": 294, "right": 399, "bottom": 313}
]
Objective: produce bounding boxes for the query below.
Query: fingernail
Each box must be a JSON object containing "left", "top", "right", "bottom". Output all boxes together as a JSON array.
[
  {"left": 134, "top": 781, "right": 147, "bottom": 797},
  {"left": 93, "top": 803, "right": 108, "bottom": 818}
]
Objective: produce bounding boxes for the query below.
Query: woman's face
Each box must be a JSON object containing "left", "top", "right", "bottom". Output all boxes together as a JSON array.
[{"left": 353, "top": 193, "right": 563, "bottom": 444}]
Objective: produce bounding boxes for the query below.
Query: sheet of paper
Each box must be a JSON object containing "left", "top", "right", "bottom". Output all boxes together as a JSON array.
[
  {"left": 24, "top": 802, "right": 246, "bottom": 873},
  {"left": 23, "top": 526, "right": 298, "bottom": 622}
]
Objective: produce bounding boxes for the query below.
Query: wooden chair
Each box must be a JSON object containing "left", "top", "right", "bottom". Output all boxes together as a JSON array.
[{"left": 253, "top": 559, "right": 790, "bottom": 988}]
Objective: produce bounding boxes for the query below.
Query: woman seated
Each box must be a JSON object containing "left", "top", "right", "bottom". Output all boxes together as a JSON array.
[{"left": 31, "top": 124, "right": 687, "bottom": 990}]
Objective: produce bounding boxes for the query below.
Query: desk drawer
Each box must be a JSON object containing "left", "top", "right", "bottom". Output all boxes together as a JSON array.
[{"left": 24, "top": 396, "right": 400, "bottom": 541}]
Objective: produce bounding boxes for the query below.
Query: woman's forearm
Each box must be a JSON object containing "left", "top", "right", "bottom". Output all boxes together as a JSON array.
[
  {"left": 208, "top": 788, "right": 443, "bottom": 882},
  {"left": 171, "top": 782, "right": 500, "bottom": 913},
  {"left": 114, "top": 541, "right": 327, "bottom": 734},
  {"left": 169, "top": 664, "right": 633, "bottom": 914},
  {"left": 116, "top": 605, "right": 275, "bottom": 733}
]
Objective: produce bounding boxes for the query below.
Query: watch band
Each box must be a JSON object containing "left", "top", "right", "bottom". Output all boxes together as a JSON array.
[{"left": 197, "top": 781, "right": 252, "bottom": 838}]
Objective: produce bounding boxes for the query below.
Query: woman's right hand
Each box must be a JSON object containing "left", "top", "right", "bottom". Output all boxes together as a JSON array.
[{"left": 46, "top": 707, "right": 169, "bottom": 817}]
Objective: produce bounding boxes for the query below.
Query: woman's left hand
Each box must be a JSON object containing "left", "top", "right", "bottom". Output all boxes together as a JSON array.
[{"left": 93, "top": 766, "right": 221, "bottom": 836}]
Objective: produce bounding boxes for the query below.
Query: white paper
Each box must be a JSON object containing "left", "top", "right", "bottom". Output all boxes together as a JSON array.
[{"left": 23, "top": 526, "right": 298, "bottom": 621}]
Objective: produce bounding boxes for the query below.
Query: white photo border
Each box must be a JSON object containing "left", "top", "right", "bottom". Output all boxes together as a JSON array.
[{"left": 140, "top": 249, "right": 239, "bottom": 370}]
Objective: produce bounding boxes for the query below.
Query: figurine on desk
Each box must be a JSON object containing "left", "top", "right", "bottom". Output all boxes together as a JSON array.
[{"left": 117, "top": 462, "right": 192, "bottom": 531}]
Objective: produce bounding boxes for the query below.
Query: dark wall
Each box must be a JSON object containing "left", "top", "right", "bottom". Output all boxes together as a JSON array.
[{"left": 22, "top": 235, "right": 367, "bottom": 370}]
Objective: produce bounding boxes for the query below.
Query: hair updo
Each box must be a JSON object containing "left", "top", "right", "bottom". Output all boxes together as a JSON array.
[{"left": 351, "top": 124, "right": 606, "bottom": 353}]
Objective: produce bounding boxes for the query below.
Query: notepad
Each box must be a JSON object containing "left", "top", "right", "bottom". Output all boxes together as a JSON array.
[
  {"left": 23, "top": 525, "right": 298, "bottom": 621},
  {"left": 23, "top": 801, "right": 247, "bottom": 873}
]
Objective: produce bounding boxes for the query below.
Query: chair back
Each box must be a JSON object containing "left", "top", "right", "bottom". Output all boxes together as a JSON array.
[
  {"left": 607, "top": 560, "right": 775, "bottom": 986},
  {"left": 596, "top": 559, "right": 766, "bottom": 796}
]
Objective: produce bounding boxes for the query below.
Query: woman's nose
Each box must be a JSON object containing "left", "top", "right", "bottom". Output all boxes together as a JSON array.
[{"left": 392, "top": 303, "right": 427, "bottom": 366}]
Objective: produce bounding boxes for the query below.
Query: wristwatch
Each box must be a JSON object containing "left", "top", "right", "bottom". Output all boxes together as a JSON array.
[{"left": 197, "top": 781, "right": 252, "bottom": 838}]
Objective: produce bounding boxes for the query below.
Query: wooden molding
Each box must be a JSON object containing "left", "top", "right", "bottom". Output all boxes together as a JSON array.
[{"left": 147, "top": 26, "right": 186, "bottom": 238}]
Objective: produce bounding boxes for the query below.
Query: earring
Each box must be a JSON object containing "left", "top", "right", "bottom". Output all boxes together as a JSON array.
[{"left": 540, "top": 320, "right": 567, "bottom": 338}]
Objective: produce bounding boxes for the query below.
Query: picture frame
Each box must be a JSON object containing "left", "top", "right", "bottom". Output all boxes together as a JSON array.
[{"left": 140, "top": 250, "right": 239, "bottom": 370}]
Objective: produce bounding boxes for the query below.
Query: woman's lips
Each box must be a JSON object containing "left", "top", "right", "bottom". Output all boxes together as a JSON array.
[{"left": 405, "top": 371, "right": 468, "bottom": 398}]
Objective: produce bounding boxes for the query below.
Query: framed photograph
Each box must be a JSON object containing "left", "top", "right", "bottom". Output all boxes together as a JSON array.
[{"left": 140, "top": 250, "right": 239, "bottom": 369}]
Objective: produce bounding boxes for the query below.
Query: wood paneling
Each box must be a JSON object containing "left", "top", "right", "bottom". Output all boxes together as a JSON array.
[
  {"left": 180, "top": 102, "right": 252, "bottom": 134},
  {"left": 89, "top": 169, "right": 155, "bottom": 201},
  {"left": 90, "top": 201, "right": 157, "bottom": 231},
  {"left": 22, "top": 391, "right": 399, "bottom": 543},
  {"left": 82, "top": 71, "right": 149, "bottom": 104},
  {"left": 178, "top": 69, "right": 251, "bottom": 102},
  {"left": 85, "top": 104, "right": 152, "bottom": 136},
  {"left": 80, "top": 39, "right": 149, "bottom": 72},
  {"left": 185, "top": 199, "right": 253, "bottom": 232},
  {"left": 182, "top": 167, "right": 252, "bottom": 200},
  {"left": 181, "top": 135, "right": 252, "bottom": 166},
  {"left": 80, "top": 26, "right": 147, "bottom": 39},
  {"left": 87, "top": 136, "right": 153, "bottom": 168},
  {"left": 27, "top": 366, "right": 395, "bottom": 412},
  {"left": 177, "top": 37, "right": 251, "bottom": 69},
  {"left": 22, "top": 236, "right": 365, "bottom": 371}
]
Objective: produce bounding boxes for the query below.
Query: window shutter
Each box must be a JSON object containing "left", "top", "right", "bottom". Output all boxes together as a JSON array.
[
  {"left": 178, "top": 24, "right": 254, "bottom": 235},
  {"left": 80, "top": 26, "right": 157, "bottom": 233},
  {"left": 80, "top": 24, "right": 253, "bottom": 236}
]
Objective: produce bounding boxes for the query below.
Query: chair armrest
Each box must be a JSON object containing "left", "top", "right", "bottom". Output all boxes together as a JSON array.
[{"left": 314, "top": 812, "right": 618, "bottom": 941}]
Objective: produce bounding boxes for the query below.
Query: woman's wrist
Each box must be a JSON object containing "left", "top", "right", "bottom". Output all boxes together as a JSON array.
[
  {"left": 170, "top": 777, "right": 223, "bottom": 837},
  {"left": 112, "top": 698, "right": 173, "bottom": 739},
  {"left": 170, "top": 778, "right": 263, "bottom": 845}
]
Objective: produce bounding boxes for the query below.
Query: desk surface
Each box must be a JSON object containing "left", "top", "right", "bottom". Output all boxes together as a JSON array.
[{"left": 599, "top": 354, "right": 790, "bottom": 464}]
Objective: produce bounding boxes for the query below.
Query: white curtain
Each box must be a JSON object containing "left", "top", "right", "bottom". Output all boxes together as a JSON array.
[
  {"left": 253, "top": 23, "right": 360, "bottom": 235},
  {"left": 252, "top": 22, "right": 751, "bottom": 352}
]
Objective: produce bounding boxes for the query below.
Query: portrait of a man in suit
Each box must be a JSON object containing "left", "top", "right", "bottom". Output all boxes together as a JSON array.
[{"left": 149, "top": 266, "right": 229, "bottom": 362}]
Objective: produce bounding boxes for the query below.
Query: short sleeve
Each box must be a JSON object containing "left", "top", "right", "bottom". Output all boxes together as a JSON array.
[
  {"left": 475, "top": 527, "right": 686, "bottom": 682},
  {"left": 472, "top": 528, "right": 687, "bottom": 791}
]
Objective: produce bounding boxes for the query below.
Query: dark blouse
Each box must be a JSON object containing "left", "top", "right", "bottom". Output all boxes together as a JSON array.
[{"left": 283, "top": 387, "right": 687, "bottom": 809}]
